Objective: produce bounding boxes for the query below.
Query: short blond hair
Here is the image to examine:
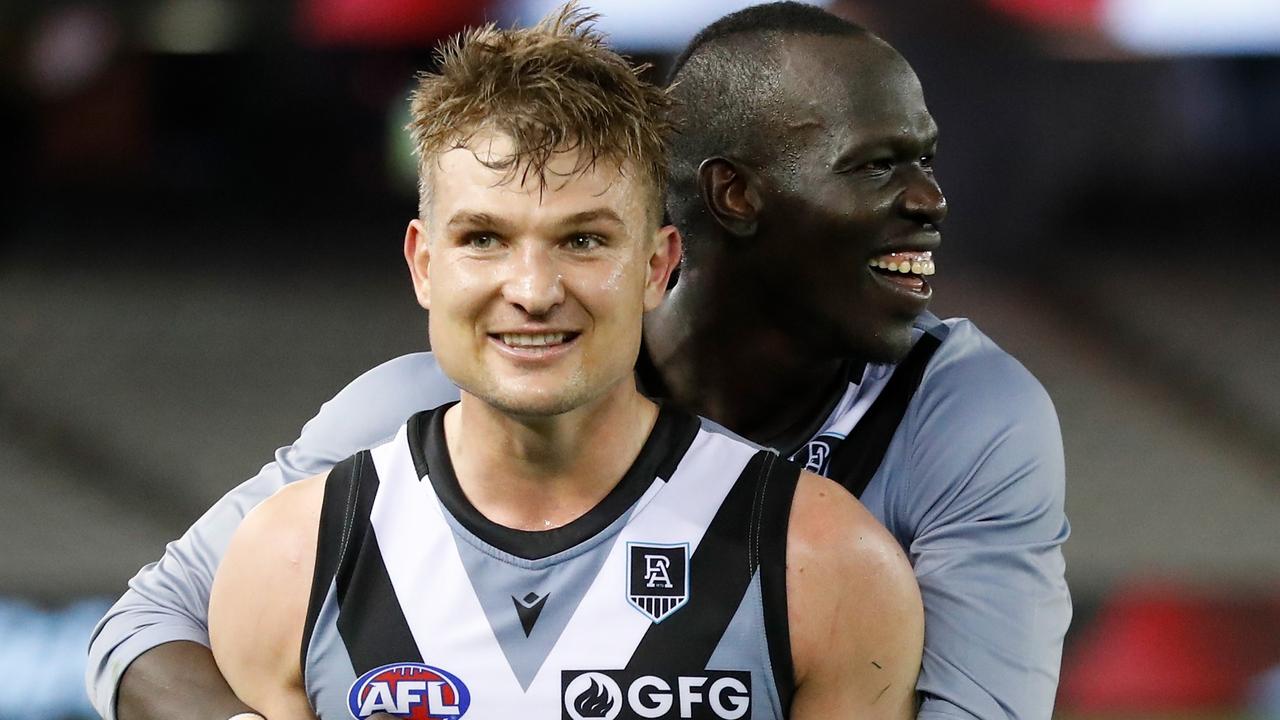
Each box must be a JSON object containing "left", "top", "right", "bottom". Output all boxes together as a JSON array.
[{"left": 407, "top": 3, "right": 673, "bottom": 224}]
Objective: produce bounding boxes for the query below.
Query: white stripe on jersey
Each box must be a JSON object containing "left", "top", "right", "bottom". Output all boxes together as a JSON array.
[{"left": 368, "top": 427, "right": 522, "bottom": 705}]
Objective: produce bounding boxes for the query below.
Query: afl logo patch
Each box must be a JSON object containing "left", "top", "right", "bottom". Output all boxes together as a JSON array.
[
  {"left": 626, "top": 542, "right": 689, "bottom": 623},
  {"left": 346, "top": 662, "right": 471, "bottom": 719}
]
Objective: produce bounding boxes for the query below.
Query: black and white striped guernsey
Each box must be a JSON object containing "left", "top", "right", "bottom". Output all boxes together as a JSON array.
[{"left": 299, "top": 403, "right": 801, "bottom": 720}]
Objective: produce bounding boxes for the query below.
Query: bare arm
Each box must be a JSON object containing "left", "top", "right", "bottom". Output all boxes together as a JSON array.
[
  {"left": 788, "top": 471, "right": 925, "bottom": 719},
  {"left": 94, "top": 467, "right": 294, "bottom": 720},
  {"left": 116, "top": 643, "right": 259, "bottom": 720},
  {"left": 208, "top": 475, "right": 327, "bottom": 719}
]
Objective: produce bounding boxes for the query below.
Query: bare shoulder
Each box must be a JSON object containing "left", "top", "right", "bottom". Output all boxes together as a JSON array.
[
  {"left": 244, "top": 470, "right": 327, "bottom": 541},
  {"left": 208, "top": 472, "right": 329, "bottom": 717},
  {"left": 787, "top": 470, "right": 914, "bottom": 592},
  {"left": 786, "top": 471, "right": 923, "bottom": 719},
  {"left": 211, "top": 471, "right": 327, "bottom": 622}
]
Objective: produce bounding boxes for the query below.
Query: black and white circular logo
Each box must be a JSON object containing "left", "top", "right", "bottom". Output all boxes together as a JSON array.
[{"left": 564, "top": 672, "right": 622, "bottom": 720}]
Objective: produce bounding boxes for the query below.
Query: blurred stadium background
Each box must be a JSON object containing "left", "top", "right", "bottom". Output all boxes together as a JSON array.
[{"left": 2, "top": 0, "right": 1279, "bottom": 718}]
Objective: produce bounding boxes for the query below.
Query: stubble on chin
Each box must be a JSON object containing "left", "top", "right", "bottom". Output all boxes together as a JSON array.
[{"left": 463, "top": 369, "right": 595, "bottom": 419}]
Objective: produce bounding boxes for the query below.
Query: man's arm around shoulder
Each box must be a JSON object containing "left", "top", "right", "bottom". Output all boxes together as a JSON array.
[
  {"left": 788, "top": 471, "right": 923, "bottom": 720},
  {"left": 208, "top": 475, "right": 327, "bottom": 720},
  {"left": 905, "top": 324, "right": 1071, "bottom": 719},
  {"left": 88, "top": 352, "right": 451, "bottom": 720}
]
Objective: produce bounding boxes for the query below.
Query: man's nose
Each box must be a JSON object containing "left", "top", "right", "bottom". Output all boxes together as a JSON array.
[
  {"left": 501, "top": 244, "right": 565, "bottom": 315},
  {"left": 900, "top": 165, "right": 948, "bottom": 226}
]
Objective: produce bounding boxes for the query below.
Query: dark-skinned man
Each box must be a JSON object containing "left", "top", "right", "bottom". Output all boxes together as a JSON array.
[{"left": 89, "top": 3, "right": 1069, "bottom": 719}]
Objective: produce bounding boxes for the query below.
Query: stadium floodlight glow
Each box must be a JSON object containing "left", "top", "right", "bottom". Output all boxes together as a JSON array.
[
  {"left": 1103, "top": 0, "right": 1280, "bottom": 55},
  {"left": 501, "top": 0, "right": 833, "bottom": 51}
]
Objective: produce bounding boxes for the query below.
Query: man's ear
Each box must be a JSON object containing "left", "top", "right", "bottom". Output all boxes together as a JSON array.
[
  {"left": 697, "top": 157, "right": 764, "bottom": 237},
  {"left": 643, "top": 224, "right": 683, "bottom": 311},
  {"left": 404, "top": 219, "right": 431, "bottom": 310}
]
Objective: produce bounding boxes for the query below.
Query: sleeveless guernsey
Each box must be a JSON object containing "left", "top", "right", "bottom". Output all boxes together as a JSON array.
[{"left": 300, "top": 403, "right": 801, "bottom": 720}]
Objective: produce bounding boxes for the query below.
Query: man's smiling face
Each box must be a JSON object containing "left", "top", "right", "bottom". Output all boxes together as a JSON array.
[
  {"left": 408, "top": 130, "right": 676, "bottom": 417},
  {"left": 750, "top": 34, "right": 947, "bottom": 363}
]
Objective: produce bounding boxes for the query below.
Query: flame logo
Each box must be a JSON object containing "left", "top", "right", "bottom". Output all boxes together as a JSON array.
[{"left": 573, "top": 678, "right": 615, "bottom": 718}]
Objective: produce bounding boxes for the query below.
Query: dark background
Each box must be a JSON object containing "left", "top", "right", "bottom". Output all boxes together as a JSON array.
[{"left": 2, "top": 1, "right": 1278, "bottom": 717}]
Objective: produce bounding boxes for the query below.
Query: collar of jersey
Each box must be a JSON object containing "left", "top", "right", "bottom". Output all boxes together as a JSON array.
[{"left": 407, "top": 401, "right": 701, "bottom": 561}]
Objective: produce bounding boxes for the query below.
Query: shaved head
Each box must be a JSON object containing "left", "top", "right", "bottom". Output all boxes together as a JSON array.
[
  {"left": 666, "top": 2, "right": 876, "bottom": 255},
  {"left": 659, "top": 3, "right": 944, "bottom": 363}
]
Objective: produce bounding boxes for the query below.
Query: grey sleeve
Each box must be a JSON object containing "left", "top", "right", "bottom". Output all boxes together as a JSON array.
[
  {"left": 85, "top": 352, "right": 459, "bottom": 720},
  {"left": 892, "top": 332, "right": 1071, "bottom": 720}
]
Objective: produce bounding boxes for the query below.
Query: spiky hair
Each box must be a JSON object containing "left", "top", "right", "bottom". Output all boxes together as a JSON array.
[{"left": 407, "top": 2, "right": 673, "bottom": 222}]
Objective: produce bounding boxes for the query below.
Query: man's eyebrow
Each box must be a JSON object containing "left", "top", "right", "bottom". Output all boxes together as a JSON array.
[
  {"left": 832, "top": 138, "right": 881, "bottom": 166},
  {"left": 445, "top": 211, "right": 513, "bottom": 232},
  {"left": 555, "top": 208, "right": 626, "bottom": 229},
  {"left": 835, "top": 125, "right": 940, "bottom": 165},
  {"left": 444, "top": 208, "right": 628, "bottom": 233}
]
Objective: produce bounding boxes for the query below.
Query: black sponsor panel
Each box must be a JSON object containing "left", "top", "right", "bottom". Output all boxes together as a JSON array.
[{"left": 561, "top": 670, "right": 752, "bottom": 720}]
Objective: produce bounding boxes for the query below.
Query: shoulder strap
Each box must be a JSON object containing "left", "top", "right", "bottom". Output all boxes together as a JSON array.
[
  {"left": 300, "top": 453, "right": 360, "bottom": 671},
  {"left": 625, "top": 449, "right": 802, "bottom": 711},
  {"left": 756, "top": 453, "right": 801, "bottom": 713},
  {"left": 299, "top": 450, "right": 424, "bottom": 674},
  {"left": 826, "top": 326, "right": 947, "bottom": 498}
]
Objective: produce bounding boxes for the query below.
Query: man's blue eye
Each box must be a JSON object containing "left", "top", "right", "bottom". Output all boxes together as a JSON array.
[
  {"left": 468, "top": 233, "right": 498, "bottom": 249},
  {"left": 567, "top": 234, "right": 601, "bottom": 251}
]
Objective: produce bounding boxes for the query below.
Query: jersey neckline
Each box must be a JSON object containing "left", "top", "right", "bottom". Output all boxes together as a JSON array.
[{"left": 407, "top": 402, "right": 702, "bottom": 560}]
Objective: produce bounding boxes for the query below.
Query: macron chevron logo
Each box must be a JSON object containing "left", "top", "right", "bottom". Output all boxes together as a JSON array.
[{"left": 512, "top": 591, "right": 549, "bottom": 636}]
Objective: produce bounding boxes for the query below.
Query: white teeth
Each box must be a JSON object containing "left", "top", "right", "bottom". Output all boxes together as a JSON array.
[
  {"left": 500, "top": 333, "right": 567, "bottom": 347},
  {"left": 870, "top": 253, "right": 936, "bottom": 278}
]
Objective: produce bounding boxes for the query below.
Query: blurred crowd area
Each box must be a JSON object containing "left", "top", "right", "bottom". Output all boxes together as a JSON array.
[{"left": 2, "top": 1, "right": 1280, "bottom": 718}]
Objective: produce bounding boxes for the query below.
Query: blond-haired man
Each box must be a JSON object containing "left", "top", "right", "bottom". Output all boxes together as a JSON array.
[{"left": 206, "top": 8, "right": 921, "bottom": 719}]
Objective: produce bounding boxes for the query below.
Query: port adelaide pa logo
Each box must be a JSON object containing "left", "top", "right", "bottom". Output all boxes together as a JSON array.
[
  {"left": 626, "top": 542, "right": 689, "bottom": 622},
  {"left": 346, "top": 662, "right": 471, "bottom": 719},
  {"left": 562, "top": 670, "right": 751, "bottom": 720}
]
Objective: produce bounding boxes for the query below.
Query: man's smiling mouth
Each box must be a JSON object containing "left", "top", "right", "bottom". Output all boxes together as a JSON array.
[
  {"left": 489, "top": 331, "right": 584, "bottom": 359},
  {"left": 866, "top": 251, "right": 934, "bottom": 298},
  {"left": 496, "top": 332, "right": 578, "bottom": 348},
  {"left": 867, "top": 250, "right": 935, "bottom": 277}
]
